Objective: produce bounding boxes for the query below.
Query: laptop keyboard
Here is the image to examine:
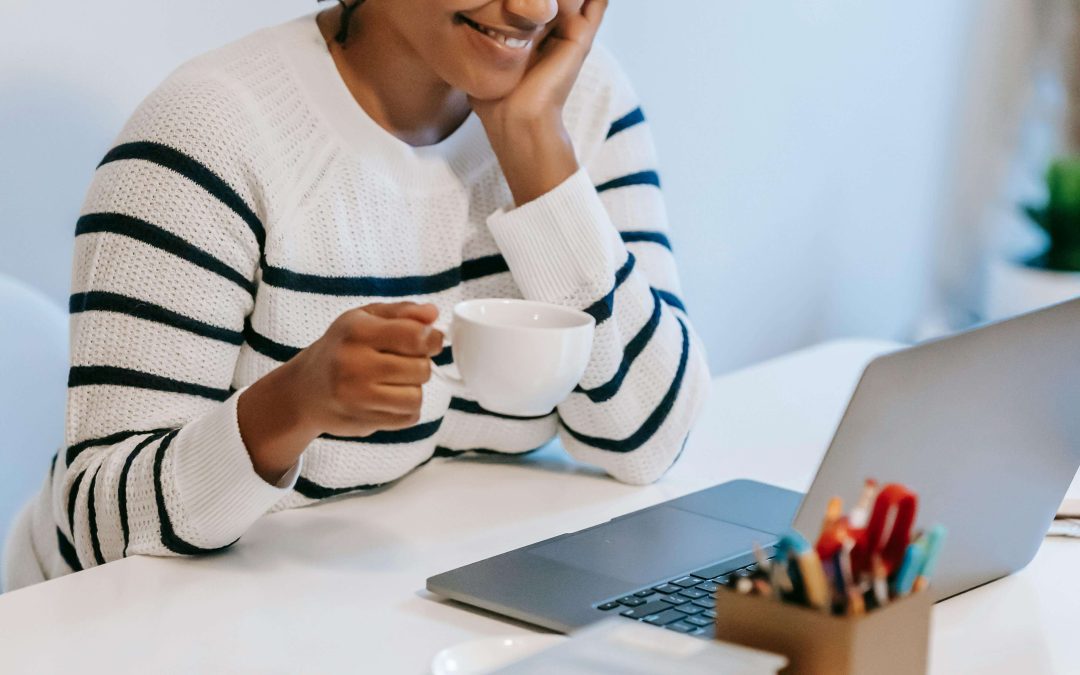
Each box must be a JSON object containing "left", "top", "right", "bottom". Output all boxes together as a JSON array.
[{"left": 594, "top": 559, "right": 766, "bottom": 637}]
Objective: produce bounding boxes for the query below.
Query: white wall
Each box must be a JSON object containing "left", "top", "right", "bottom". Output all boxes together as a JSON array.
[
  {"left": 0, "top": 0, "right": 1042, "bottom": 373},
  {"left": 601, "top": 0, "right": 1023, "bottom": 372},
  {"left": 0, "top": 1, "right": 309, "bottom": 303}
]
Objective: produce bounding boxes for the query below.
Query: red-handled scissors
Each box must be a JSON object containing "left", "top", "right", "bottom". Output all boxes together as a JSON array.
[{"left": 852, "top": 483, "right": 918, "bottom": 577}]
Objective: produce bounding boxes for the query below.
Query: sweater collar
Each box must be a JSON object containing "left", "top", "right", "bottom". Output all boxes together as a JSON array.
[{"left": 278, "top": 14, "right": 497, "bottom": 191}]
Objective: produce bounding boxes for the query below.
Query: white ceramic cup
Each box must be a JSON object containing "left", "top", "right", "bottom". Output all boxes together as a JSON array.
[{"left": 433, "top": 299, "right": 595, "bottom": 417}]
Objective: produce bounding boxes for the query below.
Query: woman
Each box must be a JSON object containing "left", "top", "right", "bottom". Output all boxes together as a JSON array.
[{"left": 2, "top": 0, "right": 709, "bottom": 591}]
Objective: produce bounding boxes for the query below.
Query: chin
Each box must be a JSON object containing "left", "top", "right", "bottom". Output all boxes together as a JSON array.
[{"left": 462, "top": 76, "right": 522, "bottom": 102}]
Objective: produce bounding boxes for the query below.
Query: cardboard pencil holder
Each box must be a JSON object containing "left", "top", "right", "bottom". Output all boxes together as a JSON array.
[{"left": 713, "top": 589, "right": 931, "bottom": 675}]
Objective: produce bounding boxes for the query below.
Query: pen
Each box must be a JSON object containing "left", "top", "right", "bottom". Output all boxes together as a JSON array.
[
  {"left": 893, "top": 540, "right": 926, "bottom": 597},
  {"left": 769, "top": 550, "right": 794, "bottom": 597},
  {"left": 849, "top": 479, "right": 879, "bottom": 529},
  {"left": 871, "top": 552, "right": 890, "bottom": 607},
  {"left": 913, "top": 525, "right": 947, "bottom": 593},
  {"left": 822, "top": 496, "right": 843, "bottom": 532},
  {"left": 789, "top": 533, "right": 830, "bottom": 610}
]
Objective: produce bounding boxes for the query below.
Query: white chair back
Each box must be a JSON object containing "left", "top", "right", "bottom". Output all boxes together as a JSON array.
[{"left": 0, "top": 276, "right": 67, "bottom": 582}]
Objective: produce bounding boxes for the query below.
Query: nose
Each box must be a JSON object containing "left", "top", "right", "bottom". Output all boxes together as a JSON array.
[{"left": 502, "top": 0, "right": 558, "bottom": 27}]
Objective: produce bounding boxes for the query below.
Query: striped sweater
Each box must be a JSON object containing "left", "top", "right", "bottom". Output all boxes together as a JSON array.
[{"left": 2, "top": 13, "right": 710, "bottom": 591}]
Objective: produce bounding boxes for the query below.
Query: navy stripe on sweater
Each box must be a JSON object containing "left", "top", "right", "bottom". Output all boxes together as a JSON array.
[
  {"left": 620, "top": 230, "right": 673, "bottom": 251},
  {"left": 119, "top": 432, "right": 170, "bottom": 556},
  {"left": 66, "top": 427, "right": 172, "bottom": 466},
  {"left": 448, "top": 397, "right": 554, "bottom": 421},
  {"left": 152, "top": 430, "right": 238, "bottom": 555},
  {"left": 583, "top": 254, "right": 637, "bottom": 324},
  {"left": 76, "top": 213, "right": 256, "bottom": 297},
  {"left": 656, "top": 290, "right": 687, "bottom": 313},
  {"left": 100, "top": 141, "right": 266, "bottom": 253},
  {"left": 56, "top": 528, "right": 83, "bottom": 572},
  {"left": 69, "top": 365, "right": 232, "bottom": 403},
  {"left": 243, "top": 321, "right": 454, "bottom": 367},
  {"left": 261, "top": 254, "right": 509, "bottom": 297},
  {"left": 433, "top": 446, "right": 544, "bottom": 458},
  {"left": 87, "top": 468, "right": 106, "bottom": 565},
  {"left": 607, "top": 107, "right": 646, "bottom": 139},
  {"left": 321, "top": 417, "right": 443, "bottom": 445},
  {"left": 71, "top": 291, "right": 243, "bottom": 346},
  {"left": 561, "top": 317, "right": 690, "bottom": 453},
  {"left": 575, "top": 288, "right": 664, "bottom": 403},
  {"left": 433, "top": 345, "right": 454, "bottom": 367},
  {"left": 293, "top": 456, "right": 435, "bottom": 500},
  {"left": 596, "top": 170, "right": 661, "bottom": 194},
  {"left": 67, "top": 469, "right": 87, "bottom": 540},
  {"left": 293, "top": 475, "right": 386, "bottom": 500},
  {"left": 243, "top": 319, "right": 302, "bottom": 362}
]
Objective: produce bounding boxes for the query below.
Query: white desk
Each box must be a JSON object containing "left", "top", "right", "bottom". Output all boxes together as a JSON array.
[{"left": 0, "top": 340, "right": 1076, "bottom": 674}]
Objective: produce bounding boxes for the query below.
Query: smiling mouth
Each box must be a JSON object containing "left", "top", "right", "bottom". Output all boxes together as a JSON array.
[{"left": 456, "top": 14, "right": 534, "bottom": 50}]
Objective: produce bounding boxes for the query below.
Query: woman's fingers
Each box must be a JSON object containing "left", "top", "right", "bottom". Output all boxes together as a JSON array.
[
  {"left": 362, "top": 301, "right": 439, "bottom": 325},
  {"left": 554, "top": 0, "right": 607, "bottom": 46},
  {"left": 368, "top": 351, "right": 433, "bottom": 385},
  {"left": 343, "top": 313, "right": 444, "bottom": 357},
  {"left": 363, "top": 383, "right": 424, "bottom": 417}
]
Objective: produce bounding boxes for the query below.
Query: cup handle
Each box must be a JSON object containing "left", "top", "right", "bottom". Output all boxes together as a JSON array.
[{"left": 430, "top": 362, "right": 464, "bottom": 386}]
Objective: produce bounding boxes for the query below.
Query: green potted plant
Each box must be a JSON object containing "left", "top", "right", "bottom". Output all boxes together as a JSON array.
[{"left": 985, "top": 156, "right": 1080, "bottom": 318}]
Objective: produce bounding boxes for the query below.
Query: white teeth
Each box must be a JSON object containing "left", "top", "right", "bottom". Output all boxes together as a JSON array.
[{"left": 468, "top": 19, "right": 531, "bottom": 49}]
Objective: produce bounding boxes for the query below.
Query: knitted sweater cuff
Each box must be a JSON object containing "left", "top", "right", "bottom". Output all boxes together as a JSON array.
[
  {"left": 171, "top": 389, "right": 301, "bottom": 546},
  {"left": 486, "top": 167, "right": 617, "bottom": 306}
]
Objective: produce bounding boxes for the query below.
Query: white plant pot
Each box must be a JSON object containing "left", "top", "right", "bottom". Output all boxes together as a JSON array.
[{"left": 984, "top": 257, "right": 1080, "bottom": 320}]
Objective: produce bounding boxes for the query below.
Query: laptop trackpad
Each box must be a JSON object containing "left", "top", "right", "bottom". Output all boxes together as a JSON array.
[{"left": 529, "top": 506, "right": 774, "bottom": 587}]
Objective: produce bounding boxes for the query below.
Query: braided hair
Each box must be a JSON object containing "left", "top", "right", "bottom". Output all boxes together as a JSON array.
[{"left": 320, "top": 0, "right": 365, "bottom": 45}]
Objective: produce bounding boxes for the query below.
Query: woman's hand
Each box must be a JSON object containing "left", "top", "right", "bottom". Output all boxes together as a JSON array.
[
  {"left": 237, "top": 302, "right": 443, "bottom": 483},
  {"left": 471, "top": 0, "right": 608, "bottom": 206}
]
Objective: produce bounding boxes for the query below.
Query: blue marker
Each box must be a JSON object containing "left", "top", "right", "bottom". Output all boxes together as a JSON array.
[
  {"left": 893, "top": 541, "right": 926, "bottom": 597},
  {"left": 913, "top": 525, "right": 947, "bottom": 593}
]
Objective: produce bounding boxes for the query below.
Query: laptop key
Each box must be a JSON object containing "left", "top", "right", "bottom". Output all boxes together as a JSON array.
[
  {"left": 692, "top": 597, "right": 716, "bottom": 609},
  {"left": 665, "top": 621, "right": 695, "bottom": 634},
  {"left": 672, "top": 576, "right": 703, "bottom": 588},
  {"left": 674, "top": 603, "right": 704, "bottom": 615},
  {"left": 678, "top": 587, "right": 707, "bottom": 599},
  {"left": 653, "top": 583, "right": 682, "bottom": 595},
  {"left": 714, "top": 574, "right": 733, "bottom": 586},
  {"left": 634, "top": 589, "right": 656, "bottom": 598},
  {"left": 703, "top": 609, "right": 717, "bottom": 619},
  {"left": 659, "top": 594, "right": 689, "bottom": 605},
  {"left": 618, "top": 596, "right": 645, "bottom": 607},
  {"left": 642, "top": 608, "right": 686, "bottom": 626},
  {"left": 685, "top": 615, "right": 713, "bottom": 627},
  {"left": 689, "top": 627, "right": 711, "bottom": 637},
  {"left": 597, "top": 601, "right": 620, "bottom": 611},
  {"left": 696, "top": 580, "right": 719, "bottom": 593},
  {"left": 620, "top": 600, "right": 676, "bottom": 620}
]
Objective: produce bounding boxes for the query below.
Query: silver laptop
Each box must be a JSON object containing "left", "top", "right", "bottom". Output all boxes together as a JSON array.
[{"left": 427, "top": 297, "right": 1080, "bottom": 633}]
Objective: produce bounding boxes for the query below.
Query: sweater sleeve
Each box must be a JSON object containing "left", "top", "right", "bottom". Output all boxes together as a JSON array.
[
  {"left": 485, "top": 50, "right": 711, "bottom": 485},
  {"left": 53, "top": 68, "right": 297, "bottom": 573}
]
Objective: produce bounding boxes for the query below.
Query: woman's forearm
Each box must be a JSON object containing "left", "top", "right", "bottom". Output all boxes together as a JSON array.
[
  {"left": 485, "top": 115, "right": 579, "bottom": 206},
  {"left": 237, "top": 359, "right": 321, "bottom": 485}
]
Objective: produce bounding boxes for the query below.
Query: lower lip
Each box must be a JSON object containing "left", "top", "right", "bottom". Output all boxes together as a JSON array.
[{"left": 458, "top": 19, "right": 532, "bottom": 68}]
